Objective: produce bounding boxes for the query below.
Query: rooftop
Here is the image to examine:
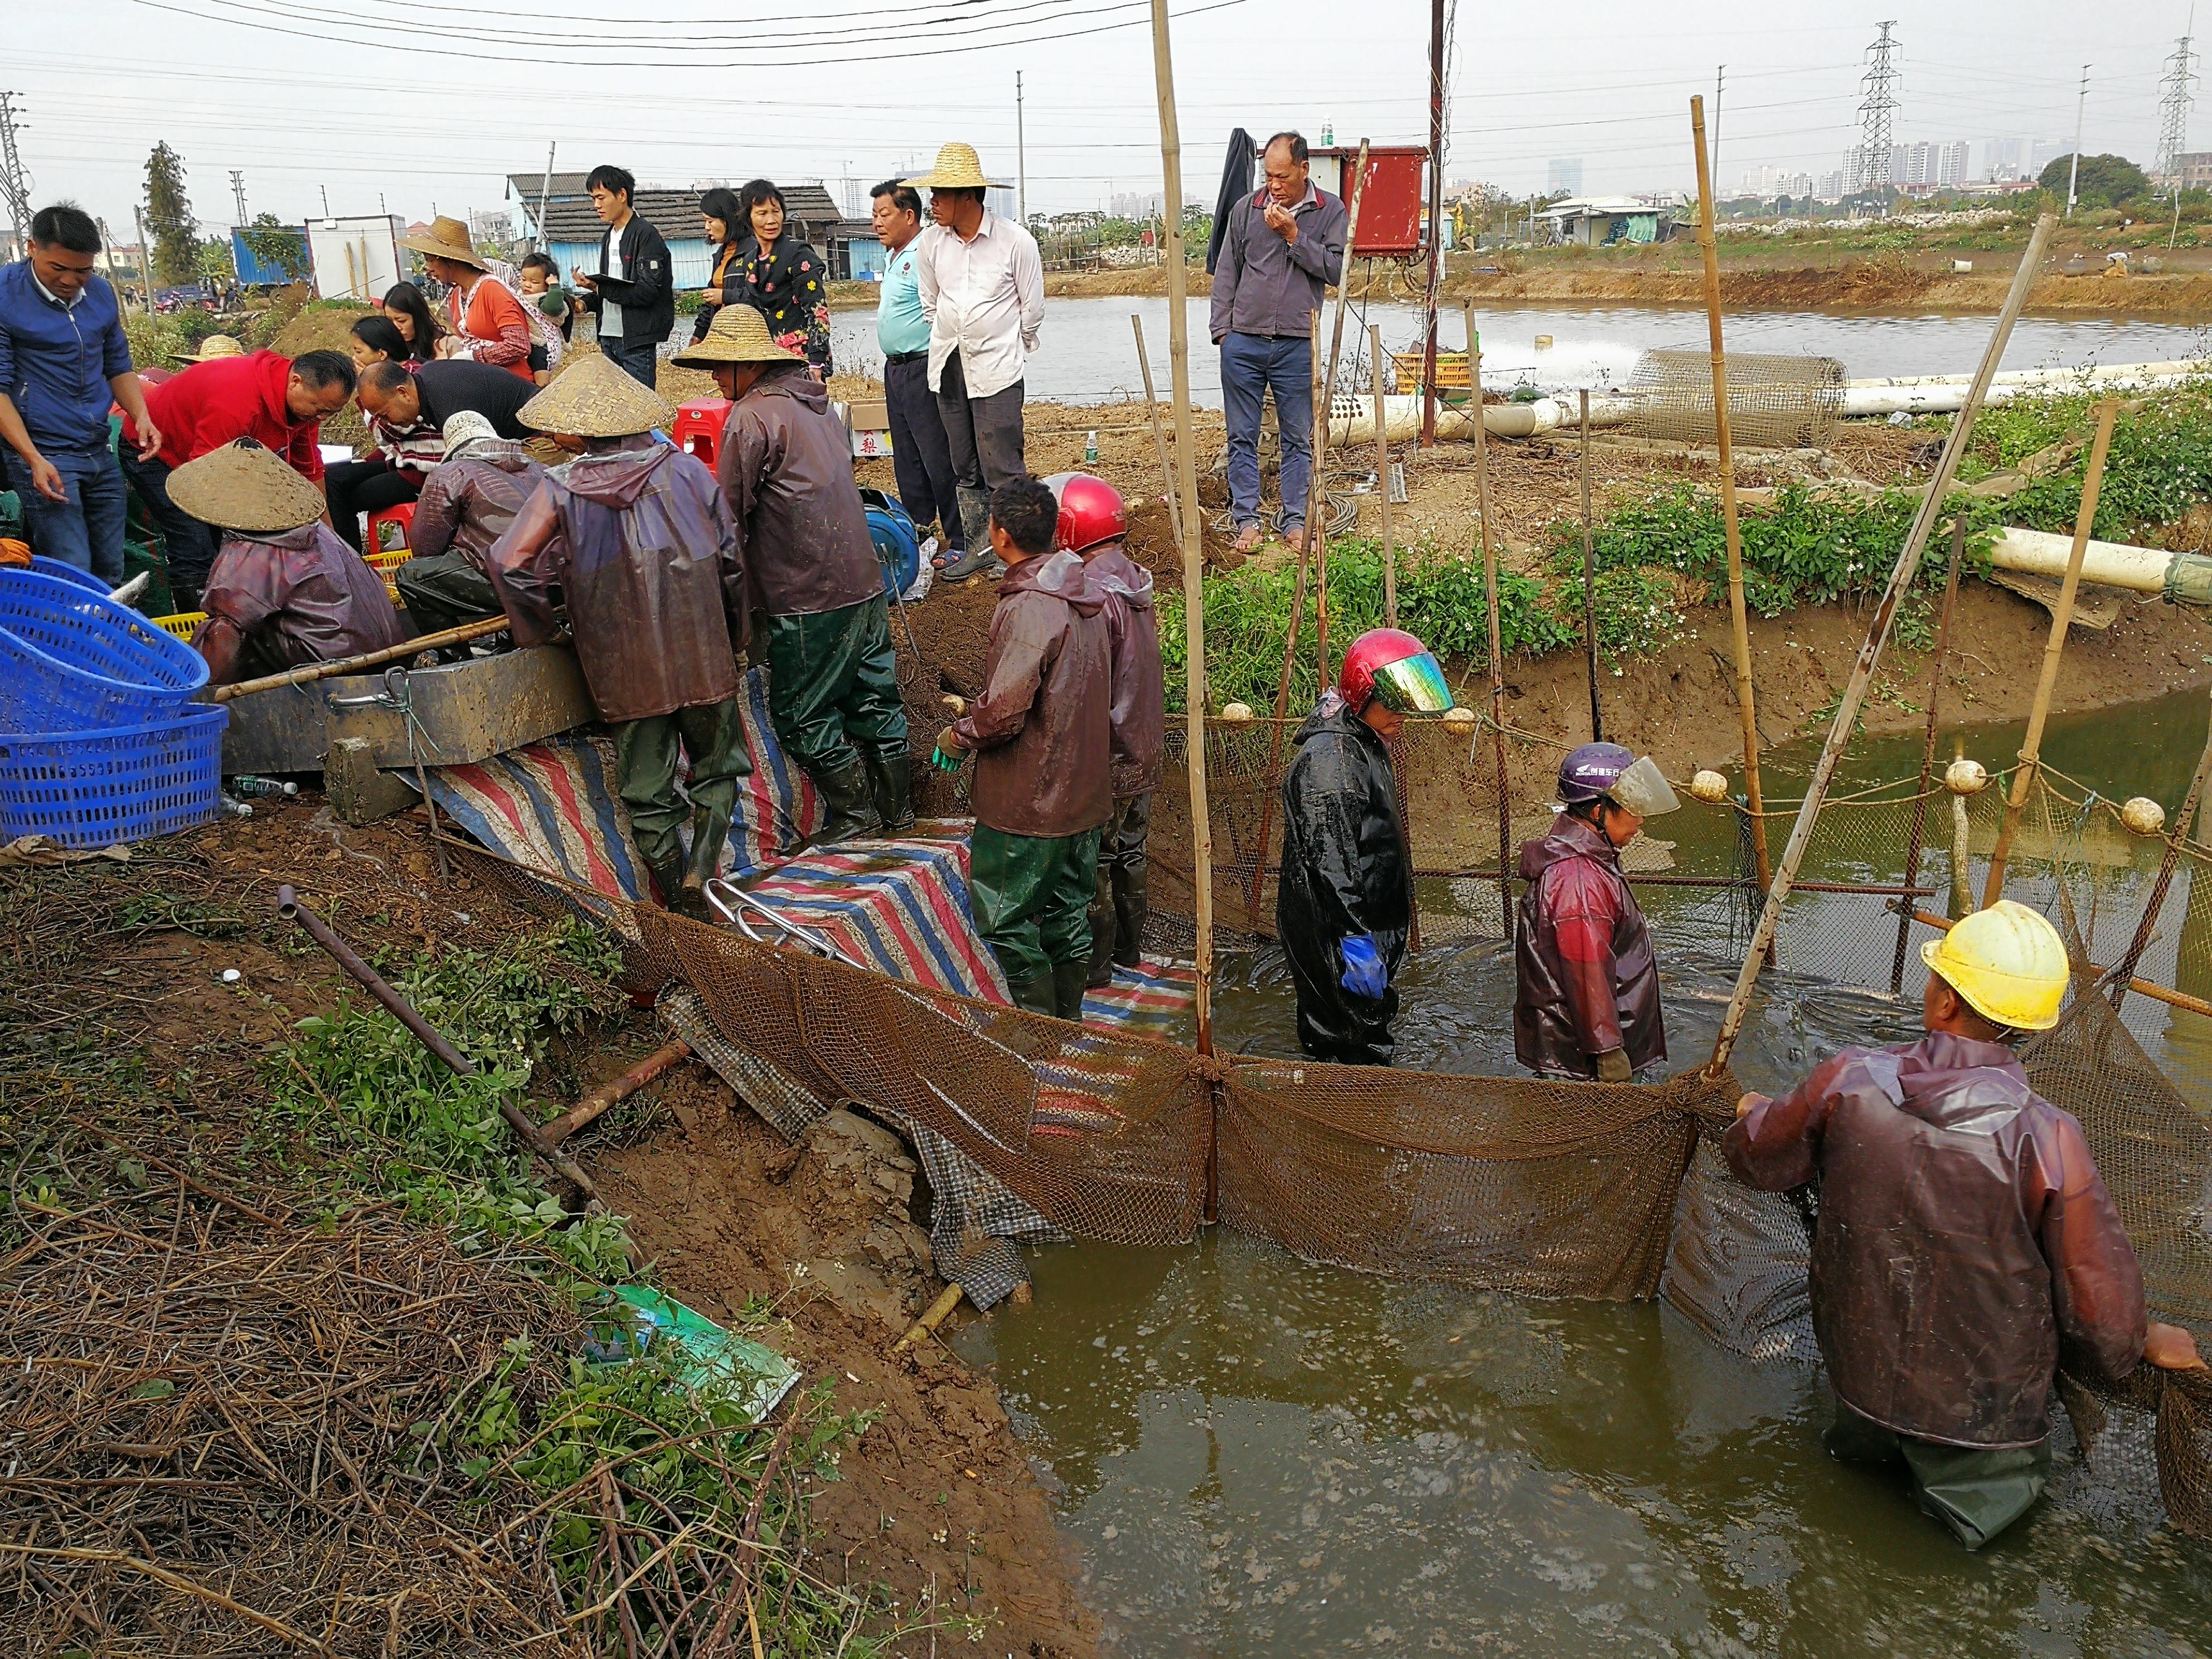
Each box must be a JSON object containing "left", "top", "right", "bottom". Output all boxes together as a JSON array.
[{"left": 508, "top": 173, "right": 845, "bottom": 243}]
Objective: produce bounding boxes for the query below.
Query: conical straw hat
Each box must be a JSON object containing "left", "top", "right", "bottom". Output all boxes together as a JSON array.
[
  {"left": 396, "top": 214, "right": 487, "bottom": 270},
  {"left": 166, "top": 439, "right": 326, "bottom": 534},
  {"left": 670, "top": 303, "right": 804, "bottom": 370},
  {"left": 175, "top": 333, "right": 245, "bottom": 363},
  {"left": 903, "top": 142, "right": 1007, "bottom": 190},
  {"left": 518, "top": 352, "right": 673, "bottom": 439}
]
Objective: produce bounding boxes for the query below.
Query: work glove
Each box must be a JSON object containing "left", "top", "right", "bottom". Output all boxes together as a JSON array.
[
  {"left": 930, "top": 724, "right": 968, "bottom": 773},
  {"left": 1338, "top": 934, "right": 1389, "bottom": 1000},
  {"left": 1594, "top": 1048, "right": 1633, "bottom": 1084}
]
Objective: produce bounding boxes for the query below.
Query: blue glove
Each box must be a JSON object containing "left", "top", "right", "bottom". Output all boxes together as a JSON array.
[{"left": 1338, "top": 934, "right": 1388, "bottom": 1000}]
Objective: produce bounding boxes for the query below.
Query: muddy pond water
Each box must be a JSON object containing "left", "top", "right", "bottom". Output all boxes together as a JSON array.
[{"left": 952, "top": 690, "right": 2212, "bottom": 1656}]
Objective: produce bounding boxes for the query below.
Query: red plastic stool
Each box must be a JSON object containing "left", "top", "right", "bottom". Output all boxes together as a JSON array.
[
  {"left": 672, "top": 397, "right": 731, "bottom": 467},
  {"left": 365, "top": 501, "right": 416, "bottom": 556}
]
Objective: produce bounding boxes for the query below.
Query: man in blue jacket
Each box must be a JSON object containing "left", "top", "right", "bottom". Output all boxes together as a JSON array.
[{"left": 0, "top": 203, "right": 163, "bottom": 580}]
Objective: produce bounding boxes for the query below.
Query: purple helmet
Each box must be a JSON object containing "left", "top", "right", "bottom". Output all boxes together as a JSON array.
[{"left": 1559, "top": 743, "right": 1637, "bottom": 805}]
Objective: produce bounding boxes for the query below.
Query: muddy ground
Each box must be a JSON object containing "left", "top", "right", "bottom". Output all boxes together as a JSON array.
[{"left": 2, "top": 806, "right": 1098, "bottom": 1657}]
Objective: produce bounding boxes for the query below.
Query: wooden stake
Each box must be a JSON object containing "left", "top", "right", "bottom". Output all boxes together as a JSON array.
[
  {"left": 1578, "top": 388, "right": 1602, "bottom": 742},
  {"left": 1320, "top": 140, "right": 1370, "bottom": 409},
  {"left": 1690, "top": 94, "right": 1772, "bottom": 904},
  {"left": 1370, "top": 322, "right": 1396, "bottom": 625},
  {"left": 1130, "top": 313, "right": 1186, "bottom": 554},
  {"left": 1469, "top": 329, "right": 1515, "bottom": 945},
  {"left": 1890, "top": 516, "right": 1966, "bottom": 993},
  {"left": 213, "top": 613, "right": 510, "bottom": 702},
  {"left": 1309, "top": 307, "right": 1330, "bottom": 682},
  {"left": 1149, "top": 0, "right": 1215, "bottom": 1055},
  {"left": 1704, "top": 211, "right": 2057, "bottom": 1077},
  {"left": 1983, "top": 396, "right": 2119, "bottom": 908}
]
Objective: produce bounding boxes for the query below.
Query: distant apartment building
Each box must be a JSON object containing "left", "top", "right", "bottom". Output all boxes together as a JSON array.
[
  {"left": 1982, "top": 135, "right": 2073, "bottom": 182},
  {"left": 1546, "top": 157, "right": 1584, "bottom": 197},
  {"left": 2171, "top": 152, "right": 2212, "bottom": 189}
]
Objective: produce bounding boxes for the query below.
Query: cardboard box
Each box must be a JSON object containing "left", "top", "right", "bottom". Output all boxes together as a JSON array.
[{"left": 846, "top": 399, "right": 890, "bottom": 431}]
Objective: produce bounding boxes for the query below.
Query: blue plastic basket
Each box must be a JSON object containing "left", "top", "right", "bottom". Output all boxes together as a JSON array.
[
  {"left": 0, "top": 567, "right": 208, "bottom": 731},
  {"left": 0, "top": 703, "right": 230, "bottom": 848},
  {"left": 30, "top": 556, "right": 111, "bottom": 594}
]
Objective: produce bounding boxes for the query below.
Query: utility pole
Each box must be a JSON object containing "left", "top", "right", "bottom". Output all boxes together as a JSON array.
[
  {"left": 0, "top": 93, "right": 32, "bottom": 254},
  {"left": 1016, "top": 71, "right": 1027, "bottom": 224},
  {"left": 2156, "top": 24, "right": 2197, "bottom": 188},
  {"left": 2068, "top": 65, "right": 2089, "bottom": 216},
  {"left": 132, "top": 205, "right": 149, "bottom": 307},
  {"left": 1711, "top": 65, "right": 1725, "bottom": 191},
  {"left": 1857, "top": 21, "right": 1899, "bottom": 211},
  {"left": 1418, "top": 0, "right": 1444, "bottom": 445},
  {"left": 229, "top": 168, "right": 247, "bottom": 225},
  {"left": 320, "top": 184, "right": 331, "bottom": 219}
]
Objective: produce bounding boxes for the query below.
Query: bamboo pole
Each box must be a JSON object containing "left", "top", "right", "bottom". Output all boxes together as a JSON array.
[
  {"left": 1704, "top": 211, "right": 2058, "bottom": 1076},
  {"left": 1370, "top": 322, "right": 1396, "bottom": 625},
  {"left": 1578, "top": 387, "right": 1602, "bottom": 742},
  {"left": 1130, "top": 314, "right": 1185, "bottom": 554},
  {"left": 1148, "top": 0, "right": 1214, "bottom": 1057},
  {"left": 1320, "top": 140, "right": 1370, "bottom": 410},
  {"left": 1983, "top": 397, "right": 2120, "bottom": 907},
  {"left": 1690, "top": 94, "right": 1772, "bottom": 905},
  {"left": 2110, "top": 690, "right": 2212, "bottom": 1012},
  {"left": 1245, "top": 546, "right": 1311, "bottom": 914},
  {"left": 1890, "top": 517, "right": 1967, "bottom": 993},
  {"left": 213, "top": 614, "right": 510, "bottom": 702},
  {"left": 1469, "top": 330, "right": 1514, "bottom": 944},
  {"left": 1310, "top": 307, "right": 1330, "bottom": 681}
]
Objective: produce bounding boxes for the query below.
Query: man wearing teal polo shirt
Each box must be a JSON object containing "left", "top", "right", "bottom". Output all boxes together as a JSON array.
[{"left": 869, "top": 180, "right": 964, "bottom": 564}]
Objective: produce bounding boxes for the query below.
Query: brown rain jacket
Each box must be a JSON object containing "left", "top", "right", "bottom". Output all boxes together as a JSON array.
[
  {"left": 1514, "top": 812, "right": 1666, "bottom": 1077},
  {"left": 715, "top": 365, "right": 881, "bottom": 619},
  {"left": 195, "top": 522, "right": 406, "bottom": 685},
  {"left": 488, "top": 438, "right": 745, "bottom": 724},
  {"left": 408, "top": 440, "right": 545, "bottom": 573},
  {"left": 951, "top": 549, "right": 1112, "bottom": 838},
  {"left": 1725, "top": 1032, "right": 2146, "bottom": 1448},
  {"left": 1084, "top": 540, "right": 1165, "bottom": 801}
]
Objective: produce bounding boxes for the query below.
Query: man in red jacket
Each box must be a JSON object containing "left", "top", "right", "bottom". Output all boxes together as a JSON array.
[{"left": 121, "top": 347, "right": 355, "bottom": 609}]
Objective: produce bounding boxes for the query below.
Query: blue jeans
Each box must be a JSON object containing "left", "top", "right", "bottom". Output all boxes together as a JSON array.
[
  {"left": 1220, "top": 331, "right": 1314, "bottom": 532},
  {"left": 6, "top": 444, "right": 128, "bottom": 584},
  {"left": 601, "top": 334, "right": 661, "bottom": 389}
]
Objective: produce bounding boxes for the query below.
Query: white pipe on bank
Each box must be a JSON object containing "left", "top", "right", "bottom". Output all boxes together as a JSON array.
[{"left": 1985, "top": 526, "right": 2176, "bottom": 594}]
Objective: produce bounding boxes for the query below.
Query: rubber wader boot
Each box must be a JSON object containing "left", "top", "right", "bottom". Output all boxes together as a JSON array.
[
  {"left": 646, "top": 851, "right": 691, "bottom": 916},
  {"left": 865, "top": 748, "right": 916, "bottom": 834},
  {"left": 814, "top": 757, "right": 885, "bottom": 845},
  {"left": 1052, "top": 959, "right": 1090, "bottom": 1022},
  {"left": 1113, "top": 864, "right": 1148, "bottom": 969},
  {"left": 1010, "top": 973, "right": 1056, "bottom": 1016},
  {"left": 681, "top": 809, "right": 724, "bottom": 915},
  {"left": 1086, "top": 891, "right": 1118, "bottom": 988}
]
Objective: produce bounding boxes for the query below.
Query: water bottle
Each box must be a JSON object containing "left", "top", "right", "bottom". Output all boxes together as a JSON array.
[
  {"left": 1084, "top": 430, "right": 1099, "bottom": 465},
  {"left": 231, "top": 775, "right": 298, "bottom": 798},
  {"left": 217, "top": 794, "right": 253, "bottom": 819}
]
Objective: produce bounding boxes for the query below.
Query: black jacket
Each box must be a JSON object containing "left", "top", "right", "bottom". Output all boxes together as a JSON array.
[
  {"left": 584, "top": 215, "right": 675, "bottom": 346},
  {"left": 411, "top": 358, "right": 537, "bottom": 439},
  {"left": 1275, "top": 694, "right": 1411, "bottom": 1065}
]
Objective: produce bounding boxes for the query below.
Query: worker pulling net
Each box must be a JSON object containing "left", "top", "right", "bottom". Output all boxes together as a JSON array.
[{"left": 1624, "top": 348, "right": 1849, "bottom": 449}]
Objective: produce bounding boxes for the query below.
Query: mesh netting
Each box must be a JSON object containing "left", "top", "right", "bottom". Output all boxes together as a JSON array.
[{"left": 1624, "top": 348, "right": 1848, "bottom": 449}]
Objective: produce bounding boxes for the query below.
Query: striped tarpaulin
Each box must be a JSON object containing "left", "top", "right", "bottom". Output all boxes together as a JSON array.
[{"left": 750, "top": 832, "right": 1009, "bottom": 1003}]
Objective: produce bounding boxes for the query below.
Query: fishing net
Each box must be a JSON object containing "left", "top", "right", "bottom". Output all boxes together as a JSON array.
[{"left": 1622, "top": 348, "right": 1848, "bottom": 450}]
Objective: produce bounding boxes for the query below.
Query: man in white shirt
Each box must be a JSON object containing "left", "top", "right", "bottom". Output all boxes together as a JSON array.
[{"left": 904, "top": 142, "right": 1044, "bottom": 583}]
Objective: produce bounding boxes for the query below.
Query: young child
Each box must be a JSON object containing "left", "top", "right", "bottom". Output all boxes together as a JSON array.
[{"left": 516, "top": 253, "right": 570, "bottom": 384}]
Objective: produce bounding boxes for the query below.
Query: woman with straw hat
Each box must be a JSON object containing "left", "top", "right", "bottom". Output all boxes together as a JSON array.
[
  {"left": 172, "top": 438, "right": 405, "bottom": 685},
  {"left": 903, "top": 142, "right": 1043, "bottom": 581},
  {"left": 487, "top": 354, "right": 748, "bottom": 915},
  {"left": 397, "top": 216, "right": 533, "bottom": 382},
  {"left": 674, "top": 304, "right": 908, "bottom": 842}
]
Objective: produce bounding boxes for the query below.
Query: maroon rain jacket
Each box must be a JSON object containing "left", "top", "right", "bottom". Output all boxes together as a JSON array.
[
  {"left": 195, "top": 522, "right": 406, "bottom": 685},
  {"left": 715, "top": 364, "right": 881, "bottom": 619},
  {"left": 950, "top": 549, "right": 1112, "bottom": 838},
  {"left": 488, "top": 438, "right": 746, "bottom": 724},
  {"left": 1083, "top": 540, "right": 1165, "bottom": 802},
  {"left": 408, "top": 440, "right": 545, "bottom": 573},
  {"left": 1725, "top": 1033, "right": 2146, "bottom": 1448},
  {"left": 1513, "top": 812, "right": 1665, "bottom": 1077}
]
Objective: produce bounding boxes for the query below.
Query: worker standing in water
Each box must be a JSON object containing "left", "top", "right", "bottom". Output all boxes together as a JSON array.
[
  {"left": 1277, "top": 628, "right": 1450, "bottom": 1065},
  {"left": 1726, "top": 900, "right": 2203, "bottom": 1549},
  {"left": 1514, "top": 742, "right": 1677, "bottom": 1082}
]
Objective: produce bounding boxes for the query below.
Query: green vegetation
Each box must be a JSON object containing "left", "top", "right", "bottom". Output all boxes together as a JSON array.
[
  {"left": 1963, "top": 384, "right": 2212, "bottom": 543},
  {"left": 236, "top": 211, "right": 312, "bottom": 281},
  {"left": 2037, "top": 153, "right": 2151, "bottom": 211},
  {"left": 141, "top": 140, "right": 198, "bottom": 287}
]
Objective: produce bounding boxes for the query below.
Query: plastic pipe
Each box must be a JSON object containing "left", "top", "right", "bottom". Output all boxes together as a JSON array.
[
  {"left": 1985, "top": 527, "right": 2179, "bottom": 594},
  {"left": 1325, "top": 394, "right": 1565, "bottom": 446}
]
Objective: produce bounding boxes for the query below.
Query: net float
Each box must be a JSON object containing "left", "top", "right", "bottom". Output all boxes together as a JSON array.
[
  {"left": 1689, "top": 769, "right": 1731, "bottom": 804},
  {"left": 1944, "top": 758, "right": 1989, "bottom": 795},
  {"left": 1440, "top": 706, "right": 1478, "bottom": 733},
  {"left": 1220, "top": 701, "right": 1255, "bottom": 722},
  {"left": 2121, "top": 797, "right": 2167, "bottom": 836}
]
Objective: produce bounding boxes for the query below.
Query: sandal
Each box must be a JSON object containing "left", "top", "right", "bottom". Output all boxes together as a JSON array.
[{"left": 1283, "top": 524, "right": 1307, "bottom": 552}]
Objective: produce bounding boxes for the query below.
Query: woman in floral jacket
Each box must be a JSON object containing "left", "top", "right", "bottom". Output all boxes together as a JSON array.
[{"left": 733, "top": 178, "right": 832, "bottom": 377}]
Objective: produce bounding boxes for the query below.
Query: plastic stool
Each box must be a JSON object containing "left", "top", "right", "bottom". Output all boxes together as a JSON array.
[
  {"left": 672, "top": 397, "right": 731, "bottom": 467},
  {"left": 365, "top": 501, "right": 416, "bottom": 556}
]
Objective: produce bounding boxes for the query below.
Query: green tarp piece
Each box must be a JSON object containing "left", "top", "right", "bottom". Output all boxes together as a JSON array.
[{"left": 587, "top": 1286, "right": 801, "bottom": 1423}]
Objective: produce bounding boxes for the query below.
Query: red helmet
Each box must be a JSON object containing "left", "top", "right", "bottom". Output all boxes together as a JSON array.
[
  {"left": 1338, "top": 628, "right": 1451, "bottom": 715},
  {"left": 1042, "top": 472, "right": 1127, "bottom": 554}
]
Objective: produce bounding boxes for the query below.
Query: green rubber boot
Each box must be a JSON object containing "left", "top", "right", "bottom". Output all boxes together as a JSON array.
[
  {"left": 813, "top": 756, "right": 885, "bottom": 845},
  {"left": 1051, "top": 959, "right": 1090, "bottom": 1022},
  {"left": 1009, "top": 972, "right": 1056, "bottom": 1016},
  {"left": 865, "top": 748, "right": 916, "bottom": 834}
]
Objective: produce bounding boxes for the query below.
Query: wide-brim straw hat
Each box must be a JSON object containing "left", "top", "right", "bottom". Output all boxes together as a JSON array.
[
  {"left": 670, "top": 303, "right": 804, "bottom": 370},
  {"left": 518, "top": 352, "right": 673, "bottom": 439},
  {"left": 440, "top": 410, "right": 499, "bottom": 454},
  {"left": 396, "top": 214, "right": 487, "bottom": 270},
  {"left": 175, "top": 333, "right": 244, "bottom": 363},
  {"left": 903, "top": 142, "right": 1007, "bottom": 190},
  {"left": 167, "top": 439, "right": 326, "bottom": 534}
]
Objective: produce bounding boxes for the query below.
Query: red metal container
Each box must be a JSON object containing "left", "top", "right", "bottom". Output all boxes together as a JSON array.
[{"left": 1311, "top": 145, "right": 1429, "bottom": 257}]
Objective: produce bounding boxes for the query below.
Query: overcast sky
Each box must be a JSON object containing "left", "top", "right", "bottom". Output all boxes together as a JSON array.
[{"left": 9, "top": 0, "right": 2190, "bottom": 240}]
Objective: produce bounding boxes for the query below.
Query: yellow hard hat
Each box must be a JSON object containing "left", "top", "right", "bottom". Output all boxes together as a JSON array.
[{"left": 1919, "top": 900, "right": 2069, "bottom": 1031}]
